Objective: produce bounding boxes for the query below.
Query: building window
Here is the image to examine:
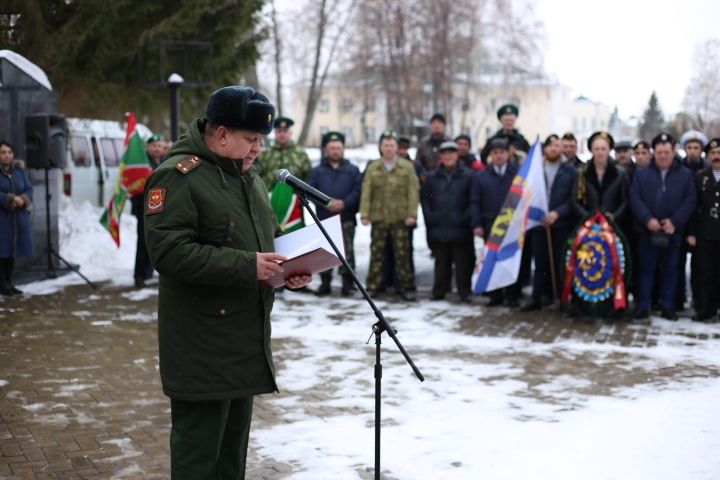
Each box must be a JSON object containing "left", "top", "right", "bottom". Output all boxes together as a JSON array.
[
  {"left": 461, "top": 98, "right": 470, "bottom": 112},
  {"left": 365, "top": 127, "right": 376, "bottom": 143},
  {"left": 365, "top": 97, "right": 375, "bottom": 113},
  {"left": 320, "top": 126, "right": 329, "bottom": 136},
  {"left": 318, "top": 98, "right": 330, "bottom": 113},
  {"left": 342, "top": 98, "right": 354, "bottom": 113},
  {"left": 342, "top": 127, "right": 353, "bottom": 144}
]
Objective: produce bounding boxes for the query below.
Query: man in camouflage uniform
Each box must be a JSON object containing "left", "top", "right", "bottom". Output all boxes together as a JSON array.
[
  {"left": 258, "top": 116, "right": 312, "bottom": 232},
  {"left": 361, "top": 130, "right": 419, "bottom": 301}
]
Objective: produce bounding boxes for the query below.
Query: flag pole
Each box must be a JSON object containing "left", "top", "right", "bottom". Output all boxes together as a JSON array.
[{"left": 545, "top": 226, "right": 558, "bottom": 303}]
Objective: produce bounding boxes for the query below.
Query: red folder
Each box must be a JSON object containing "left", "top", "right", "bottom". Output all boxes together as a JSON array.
[{"left": 260, "top": 248, "right": 341, "bottom": 288}]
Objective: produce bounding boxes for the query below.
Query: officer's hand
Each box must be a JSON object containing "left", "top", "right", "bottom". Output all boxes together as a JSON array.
[
  {"left": 543, "top": 211, "right": 559, "bottom": 227},
  {"left": 661, "top": 218, "right": 676, "bottom": 235},
  {"left": 473, "top": 227, "right": 485, "bottom": 238},
  {"left": 361, "top": 217, "right": 370, "bottom": 226},
  {"left": 257, "top": 252, "right": 287, "bottom": 281},
  {"left": 687, "top": 235, "right": 697, "bottom": 247},
  {"left": 328, "top": 199, "right": 344, "bottom": 212},
  {"left": 405, "top": 217, "right": 417, "bottom": 227},
  {"left": 285, "top": 274, "right": 312, "bottom": 289},
  {"left": 647, "top": 218, "right": 662, "bottom": 232},
  {"left": 12, "top": 196, "right": 23, "bottom": 208}
]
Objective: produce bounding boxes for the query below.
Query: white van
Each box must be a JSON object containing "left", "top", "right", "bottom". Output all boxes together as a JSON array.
[{"left": 63, "top": 118, "right": 152, "bottom": 207}]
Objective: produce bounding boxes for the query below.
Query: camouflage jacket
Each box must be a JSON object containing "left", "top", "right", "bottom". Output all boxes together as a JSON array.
[
  {"left": 360, "top": 158, "right": 419, "bottom": 224},
  {"left": 258, "top": 141, "right": 311, "bottom": 188}
]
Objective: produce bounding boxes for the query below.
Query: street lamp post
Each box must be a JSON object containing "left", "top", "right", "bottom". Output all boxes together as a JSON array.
[{"left": 168, "top": 73, "right": 184, "bottom": 141}]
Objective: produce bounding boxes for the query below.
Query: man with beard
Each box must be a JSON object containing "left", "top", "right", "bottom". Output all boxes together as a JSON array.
[
  {"left": 561, "top": 132, "right": 583, "bottom": 167},
  {"left": 415, "top": 113, "right": 450, "bottom": 181},
  {"left": 521, "top": 134, "right": 578, "bottom": 311},
  {"left": 630, "top": 133, "right": 697, "bottom": 321},
  {"left": 309, "top": 131, "right": 362, "bottom": 297},
  {"left": 480, "top": 104, "right": 531, "bottom": 163},
  {"left": 687, "top": 138, "right": 720, "bottom": 321},
  {"left": 470, "top": 137, "right": 520, "bottom": 307}
]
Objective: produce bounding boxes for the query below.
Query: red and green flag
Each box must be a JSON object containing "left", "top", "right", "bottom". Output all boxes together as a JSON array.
[
  {"left": 99, "top": 112, "right": 153, "bottom": 246},
  {"left": 269, "top": 182, "right": 304, "bottom": 233}
]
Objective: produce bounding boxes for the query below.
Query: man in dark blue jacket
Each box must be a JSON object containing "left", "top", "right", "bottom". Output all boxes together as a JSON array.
[
  {"left": 630, "top": 133, "right": 697, "bottom": 320},
  {"left": 309, "top": 132, "right": 363, "bottom": 296},
  {"left": 521, "top": 134, "right": 578, "bottom": 311},
  {"left": 470, "top": 137, "right": 520, "bottom": 306},
  {"left": 421, "top": 141, "right": 474, "bottom": 302}
]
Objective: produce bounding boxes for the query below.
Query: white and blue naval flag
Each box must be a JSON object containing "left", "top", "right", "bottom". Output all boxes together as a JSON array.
[{"left": 473, "top": 139, "right": 548, "bottom": 293}]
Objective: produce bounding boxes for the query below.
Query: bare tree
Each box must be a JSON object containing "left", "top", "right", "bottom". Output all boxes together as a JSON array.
[
  {"left": 683, "top": 38, "right": 720, "bottom": 136},
  {"left": 270, "top": 0, "right": 283, "bottom": 115}
]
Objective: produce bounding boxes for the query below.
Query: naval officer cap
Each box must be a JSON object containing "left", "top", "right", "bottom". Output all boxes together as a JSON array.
[
  {"left": 704, "top": 138, "right": 720, "bottom": 154},
  {"left": 439, "top": 141, "right": 459, "bottom": 152},
  {"left": 205, "top": 86, "right": 276, "bottom": 135},
  {"left": 680, "top": 130, "right": 708, "bottom": 148},
  {"left": 497, "top": 103, "right": 519, "bottom": 120},
  {"left": 487, "top": 137, "right": 509, "bottom": 151},
  {"left": 651, "top": 132, "right": 676, "bottom": 149}
]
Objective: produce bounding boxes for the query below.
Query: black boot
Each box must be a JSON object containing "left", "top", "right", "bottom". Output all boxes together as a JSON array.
[
  {"left": 0, "top": 258, "right": 14, "bottom": 296},
  {"left": 315, "top": 272, "right": 332, "bottom": 296},
  {"left": 341, "top": 275, "right": 354, "bottom": 297}
]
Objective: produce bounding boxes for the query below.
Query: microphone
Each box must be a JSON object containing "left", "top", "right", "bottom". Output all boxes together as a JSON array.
[{"left": 276, "top": 169, "right": 332, "bottom": 206}]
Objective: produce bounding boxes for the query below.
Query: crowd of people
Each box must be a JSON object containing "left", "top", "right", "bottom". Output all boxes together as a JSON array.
[{"left": 258, "top": 104, "right": 720, "bottom": 323}]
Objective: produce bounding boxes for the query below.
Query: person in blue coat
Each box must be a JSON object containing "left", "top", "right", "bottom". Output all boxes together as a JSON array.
[
  {"left": 521, "top": 134, "right": 578, "bottom": 311},
  {"left": 0, "top": 141, "right": 34, "bottom": 295},
  {"left": 470, "top": 137, "right": 520, "bottom": 306},
  {"left": 308, "top": 136, "right": 362, "bottom": 296},
  {"left": 630, "top": 133, "right": 697, "bottom": 321},
  {"left": 421, "top": 141, "right": 474, "bottom": 302}
]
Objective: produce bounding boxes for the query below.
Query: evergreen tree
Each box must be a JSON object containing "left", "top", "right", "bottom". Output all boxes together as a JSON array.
[
  {"left": 638, "top": 91, "right": 665, "bottom": 141},
  {"left": 0, "top": 0, "right": 265, "bottom": 130}
]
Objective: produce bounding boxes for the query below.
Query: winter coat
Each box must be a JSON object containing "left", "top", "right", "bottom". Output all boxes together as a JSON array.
[
  {"left": 571, "top": 159, "right": 629, "bottom": 226},
  {"left": 421, "top": 166, "right": 474, "bottom": 243},
  {"left": 480, "top": 129, "right": 531, "bottom": 163},
  {"left": 629, "top": 159, "right": 697, "bottom": 244},
  {"left": 415, "top": 134, "right": 450, "bottom": 173},
  {"left": 0, "top": 160, "right": 34, "bottom": 258},
  {"left": 144, "top": 118, "right": 279, "bottom": 401},
  {"left": 360, "top": 158, "right": 419, "bottom": 224},
  {"left": 308, "top": 158, "right": 362, "bottom": 224},
  {"left": 688, "top": 168, "right": 720, "bottom": 241},
  {"left": 545, "top": 161, "right": 578, "bottom": 231},
  {"left": 257, "top": 141, "right": 311, "bottom": 188},
  {"left": 469, "top": 163, "right": 518, "bottom": 237}
]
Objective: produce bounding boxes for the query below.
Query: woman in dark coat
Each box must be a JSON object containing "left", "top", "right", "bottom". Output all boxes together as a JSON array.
[
  {"left": 571, "top": 132, "right": 629, "bottom": 226},
  {"left": 0, "top": 141, "right": 34, "bottom": 295}
]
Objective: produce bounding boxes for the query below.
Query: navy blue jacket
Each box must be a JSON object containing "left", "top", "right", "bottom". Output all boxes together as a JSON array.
[
  {"left": 469, "top": 163, "right": 518, "bottom": 237},
  {"left": 308, "top": 158, "right": 362, "bottom": 224},
  {"left": 546, "top": 161, "right": 578, "bottom": 231},
  {"left": 421, "top": 166, "right": 474, "bottom": 243},
  {"left": 0, "top": 161, "right": 34, "bottom": 258},
  {"left": 629, "top": 160, "right": 697, "bottom": 243}
]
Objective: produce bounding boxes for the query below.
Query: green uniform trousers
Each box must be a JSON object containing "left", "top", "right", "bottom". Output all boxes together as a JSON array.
[
  {"left": 367, "top": 222, "right": 413, "bottom": 290},
  {"left": 170, "top": 397, "right": 253, "bottom": 479}
]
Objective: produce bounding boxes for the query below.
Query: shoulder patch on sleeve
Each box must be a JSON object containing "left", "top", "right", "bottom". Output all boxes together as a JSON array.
[
  {"left": 175, "top": 156, "right": 203, "bottom": 174},
  {"left": 146, "top": 187, "right": 166, "bottom": 214}
]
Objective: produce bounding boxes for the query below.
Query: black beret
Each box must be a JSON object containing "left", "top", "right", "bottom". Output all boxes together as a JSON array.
[
  {"left": 321, "top": 130, "right": 345, "bottom": 147},
  {"left": 273, "top": 116, "right": 294, "bottom": 129},
  {"left": 705, "top": 138, "right": 720, "bottom": 153},
  {"left": 651, "top": 132, "right": 676, "bottom": 149},
  {"left": 587, "top": 131, "right": 615, "bottom": 150},
  {"left": 378, "top": 129, "right": 397, "bottom": 143},
  {"left": 454, "top": 134, "right": 472, "bottom": 145},
  {"left": 634, "top": 141, "right": 651, "bottom": 150},
  {"left": 497, "top": 104, "right": 519, "bottom": 120},
  {"left": 205, "top": 86, "right": 276, "bottom": 135},
  {"left": 614, "top": 141, "right": 633, "bottom": 151},
  {"left": 398, "top": 136, "right": 411, "bottom": 147},
  {"left": 430, "top": 113, "right": 446, "bottom": 124},
  {"left": 487, "top": 137, "right": 509, "bottom": 151},
  {"left": 147, "top": 133, "right": 165, "bottom": 144}
]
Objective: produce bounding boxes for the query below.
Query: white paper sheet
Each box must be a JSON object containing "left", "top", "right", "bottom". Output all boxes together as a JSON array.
[{"left": 273, "top": 214, "right": 345, "bottom": 260}]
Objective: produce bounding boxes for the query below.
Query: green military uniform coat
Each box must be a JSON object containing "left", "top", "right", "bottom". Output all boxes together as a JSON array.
[
  {"left": 144, "top": 118, "right": 279, "bottom": 401},
  {"left": 360, "top": 158, "right": 419, "bottom": 223},
  {"left": 258, "top": 141, "right": 311, "bottom": 188}
]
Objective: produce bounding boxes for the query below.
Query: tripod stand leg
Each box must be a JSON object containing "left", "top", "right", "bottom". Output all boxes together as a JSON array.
[{"left": 375, "top": 326, "right": 382, "bottom": 480}]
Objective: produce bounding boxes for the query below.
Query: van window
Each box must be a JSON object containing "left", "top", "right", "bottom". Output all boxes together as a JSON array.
[
  {"left": 101, "top": 138, "right": 119, "bottom": 167},
  {"left": 70, "top": 136, "right": 91, "bottom": 167},
  {"left": 113, "top": 139, "right": 126, "bottom": 163}
]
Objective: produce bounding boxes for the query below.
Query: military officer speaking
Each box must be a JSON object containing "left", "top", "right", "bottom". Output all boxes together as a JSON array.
[
  {"left": 687, "top": 138, "right": 720, "bottom": 322},
  {"left": 144, "top": 86, "right": 311, "bottom": 479}
]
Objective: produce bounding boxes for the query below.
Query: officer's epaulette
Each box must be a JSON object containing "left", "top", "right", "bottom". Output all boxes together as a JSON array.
[{"left": 175, "top": 156, "right": 203, "bottom": 174}]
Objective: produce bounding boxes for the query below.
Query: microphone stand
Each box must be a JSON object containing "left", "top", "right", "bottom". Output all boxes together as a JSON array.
[{"left": 294, "top": 192, "right": 425, "bottom": 480}]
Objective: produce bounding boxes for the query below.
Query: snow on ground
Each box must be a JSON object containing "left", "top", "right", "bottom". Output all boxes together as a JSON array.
[{"left": 14, "top": 192, "right": 720, "bottom": 479}]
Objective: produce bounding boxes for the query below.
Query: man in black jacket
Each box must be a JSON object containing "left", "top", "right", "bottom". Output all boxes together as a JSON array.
[
  {"left": 480, "top": 104, "right": 531, "bottom": 163},
  {"left": 421, "top": 141, "right": 474, "bottom": 302},
  {"left": 521, "top": 135, "right": 578, "bottom": 311}
]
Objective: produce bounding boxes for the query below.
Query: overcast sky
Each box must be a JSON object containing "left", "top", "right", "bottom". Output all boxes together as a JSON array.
[{"left": 536, "top": 0, "right": 719, "bottom": 120}]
